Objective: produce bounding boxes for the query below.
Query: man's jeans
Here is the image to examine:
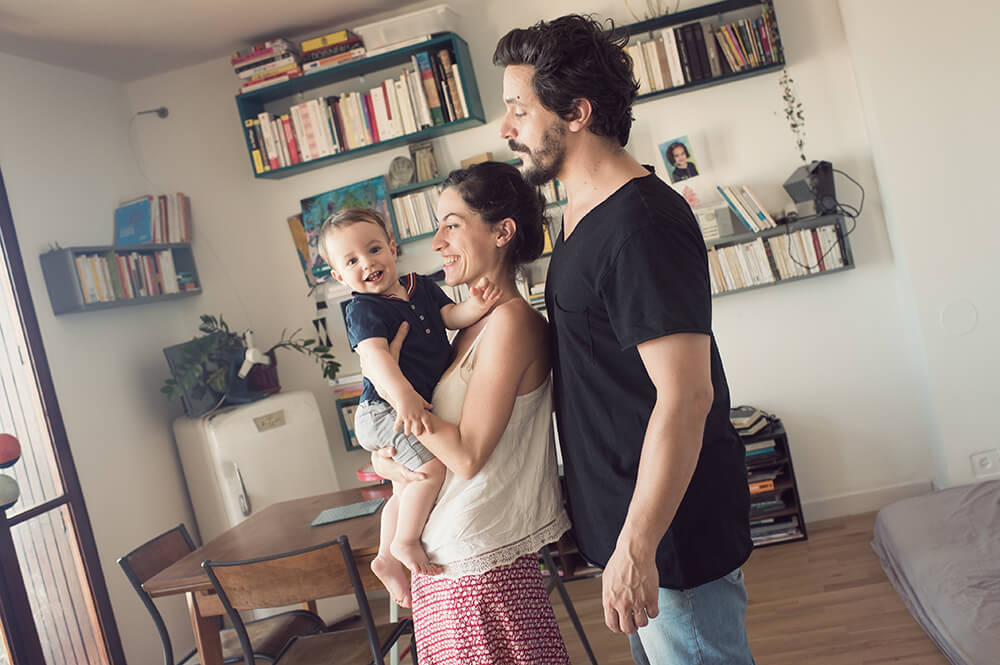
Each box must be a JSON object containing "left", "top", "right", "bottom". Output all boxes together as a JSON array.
[{"left": 628, "top": 568, "right": 754, "bottom": 665}]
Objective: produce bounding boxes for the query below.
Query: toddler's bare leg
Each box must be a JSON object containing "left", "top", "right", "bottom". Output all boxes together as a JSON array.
[
  {"left": 369, "top": 485, "right": 412, "bottom": 607},
  {"left": 389, "top": 458, "right": 446, "bottom": 575}
]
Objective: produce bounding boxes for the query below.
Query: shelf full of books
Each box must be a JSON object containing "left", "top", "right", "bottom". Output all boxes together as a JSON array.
[
  {"left": 706, "top": 214, "right": 854, "bottom": 297},
  {"left": 731, "top": 406, "right": 807, "bottom": 547},
  {"left": 617, "top": 0, "right": 784, "bottom": 105},
  {"left": 235, "top": 32, "right": 485, "bottom": 179},
  {"left": 40, "top": 244, "right": 200, "bottom": 315}
]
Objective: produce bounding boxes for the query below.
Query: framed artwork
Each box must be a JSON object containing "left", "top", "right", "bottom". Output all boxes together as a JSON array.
[
  {"left": 658, "top": 135, "right": 700, "bottom": 183},
  {"left": 336, "top": 395, "right": 361, "bottom": 452},
  {"left": 300, "top": 176, "right": 395, "bottom": 283}
]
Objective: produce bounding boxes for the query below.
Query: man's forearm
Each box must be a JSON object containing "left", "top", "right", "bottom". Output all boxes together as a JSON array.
[{"left": 617, "top": 392, "right": 710, "bottom": 553}]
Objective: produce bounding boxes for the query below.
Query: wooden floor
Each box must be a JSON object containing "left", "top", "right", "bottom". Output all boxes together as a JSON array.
[{"left": 375, "top": 512, "right": 949, "bottom": 664}]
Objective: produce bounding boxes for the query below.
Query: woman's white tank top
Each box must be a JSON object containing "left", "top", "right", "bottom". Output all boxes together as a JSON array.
[{"left": 420, "top": 325, "right": 570, "bottom": 578}]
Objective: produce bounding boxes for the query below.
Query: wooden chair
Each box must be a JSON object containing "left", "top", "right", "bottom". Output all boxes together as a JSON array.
[
  {"left": 118, "top": 524, "right": 326, "bottom": 665},
  {"left": 203, "top": 536, "right": 414, "bottom": 665}
]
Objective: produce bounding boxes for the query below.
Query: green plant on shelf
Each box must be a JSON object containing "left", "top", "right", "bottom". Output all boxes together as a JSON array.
[{"left": 161, "top": 314, "right": 340, "bottom": 401}]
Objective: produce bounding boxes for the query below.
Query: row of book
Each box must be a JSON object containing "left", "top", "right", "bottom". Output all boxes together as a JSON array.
[
  {"left": 245, "top": 48, "right": 468, "bottom": 173},
  {"left": 707, "top": 224, "right": 846, "bottom": 294},
  {"left": 231, "top": 30, "right": 367, "bottom": 93},
  {"left": 626, "top": 8, "right": 778, "bottom": 95},
  {"left": 74, "top": 251, "right": 196, "bottom": 304},
  {"left": 391, "top": 186, "right": 442, "bottom": 239},
  {"left": 751, "top": 515, "right": 801, "bottom": 546},
  {"left": 540, "top": 179, "right": 568, "bottom": 206},
  {"left": 113, "top": 193, "right": 192, "bottom": 246},
  {"left": 716, "top": 184, "right": 777, "bottom": 232}
]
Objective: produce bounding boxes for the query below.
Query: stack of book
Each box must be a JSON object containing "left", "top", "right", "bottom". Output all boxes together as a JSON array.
[
  {"left": 231, "top": 38, "right": 302, "bottom": 93},
  {"left": 716, "top": 184, "right": 776, "bottom": 232},
  {"left": 624, "top": 6, "right": 778, "bottom": 95},
  {"left": 244, "top": 47, "right": 469, "bottom": 174},
  {"left": 540, "top": 179, "right": 567, "bottom": 206},
  {"left": 731, "top": 405, "right": 768, "bottom": 436},
  {"left": 751, "top": 515, "right": 801, "bottom": 546},
  {"left": 299, "top": 29, "right": 366, "bottom": 75},
  {"left": 114, "top": 194, "right": 192, "bottom": 246},
  {"left": 330, "top": 372, "right": 363, "bottom": 398}
]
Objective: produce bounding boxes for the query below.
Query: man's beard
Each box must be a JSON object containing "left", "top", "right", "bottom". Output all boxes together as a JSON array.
[{"left": 509, "top": 122, "right": 567, "bottom": 187}]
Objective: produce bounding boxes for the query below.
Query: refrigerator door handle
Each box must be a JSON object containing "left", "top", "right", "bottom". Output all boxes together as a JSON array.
[{"left": 234, "top": 463, "right": 252, "bottom": 516}]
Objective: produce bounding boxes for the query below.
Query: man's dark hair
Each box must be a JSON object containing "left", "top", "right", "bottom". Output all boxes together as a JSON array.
[
  {"left": 665, "top": 141, "right": 689, "bottom": 165},
  {"left": 493, "top": 14, "right": 638, "bottom": 146}
]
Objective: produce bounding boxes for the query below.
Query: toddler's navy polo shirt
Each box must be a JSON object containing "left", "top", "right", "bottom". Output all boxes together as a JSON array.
[{"left": 346, "top": 273, "right": 453, "bottom": 405}]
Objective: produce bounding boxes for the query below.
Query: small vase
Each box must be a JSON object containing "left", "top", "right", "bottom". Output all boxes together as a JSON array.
[{"left": 246, "top": 351, "right": 281, "bottom": 394}]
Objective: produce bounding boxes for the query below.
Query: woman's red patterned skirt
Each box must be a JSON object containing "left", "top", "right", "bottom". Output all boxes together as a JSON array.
[{"left": 411, "top": 554, "right": 571, "bottom": 664}]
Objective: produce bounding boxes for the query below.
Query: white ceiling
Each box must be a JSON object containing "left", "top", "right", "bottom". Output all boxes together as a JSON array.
[{"left": 0, "top": 0, "right": 415, "bottom": 81}]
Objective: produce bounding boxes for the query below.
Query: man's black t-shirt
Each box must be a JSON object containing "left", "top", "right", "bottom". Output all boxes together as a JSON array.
[{"left": 545, "top": 171, "right": 751, "bottom": 590}]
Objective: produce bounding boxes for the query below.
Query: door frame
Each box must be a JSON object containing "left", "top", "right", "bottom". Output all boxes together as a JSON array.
[{"left": 0, "top": 166, "right": 125, "bottom": 665}]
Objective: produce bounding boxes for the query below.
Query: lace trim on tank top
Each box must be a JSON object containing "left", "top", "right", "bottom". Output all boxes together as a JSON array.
[{"left": 435, "top": 512, "right": 571, "bottom": 579}]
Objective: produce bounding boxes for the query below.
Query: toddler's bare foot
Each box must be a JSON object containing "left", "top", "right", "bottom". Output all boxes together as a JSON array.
[
  {"left": 390, "top": 539, "right": 443, "bottom": 576},
  {"left": 371, "top": 555, "right": 412, "bottom": 608}
]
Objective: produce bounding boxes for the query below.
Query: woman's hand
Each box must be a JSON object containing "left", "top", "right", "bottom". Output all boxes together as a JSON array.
[{"left": 371, "top": 447, "right": 427, "bottom": 483}]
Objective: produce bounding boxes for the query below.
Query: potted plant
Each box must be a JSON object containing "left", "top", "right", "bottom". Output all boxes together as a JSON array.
[{"left": 162, "top": 314, "right": 339, "bottom": 415}]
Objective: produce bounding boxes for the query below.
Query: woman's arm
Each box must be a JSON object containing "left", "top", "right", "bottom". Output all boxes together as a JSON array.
[{"left": 416, "top": 302, "right": 547, "bottom": 480}]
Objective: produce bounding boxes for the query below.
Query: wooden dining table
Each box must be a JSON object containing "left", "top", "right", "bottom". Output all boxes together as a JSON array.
[{"left": 143, "top": 484, "right": 394, "bottom": 665}]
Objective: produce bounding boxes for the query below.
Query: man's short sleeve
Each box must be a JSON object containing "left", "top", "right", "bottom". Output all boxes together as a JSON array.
[
  {"left": 600, "top": 221, "right": 712, "bottom": 350},
  {"left": 345, "top": 299, "right": 391, "bottom": 349}
]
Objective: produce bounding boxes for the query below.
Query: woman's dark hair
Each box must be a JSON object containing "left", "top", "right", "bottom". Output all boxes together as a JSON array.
[
  {"left": 441, "top": 161, "right": 547, "bottom": 274},
  {"left": 493, "top": 14, "right": 638, "bottom": 146},
  {"left": 665, "top": 141, "right": 689, "bottom": 165}
]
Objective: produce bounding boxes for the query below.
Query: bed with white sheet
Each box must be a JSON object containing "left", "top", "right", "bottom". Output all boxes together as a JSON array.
[{"left": 871, "top": 478, "right": 1000, "bottom": 665}]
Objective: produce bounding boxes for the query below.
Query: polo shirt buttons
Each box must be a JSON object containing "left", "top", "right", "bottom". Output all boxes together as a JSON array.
[
  {"left": 410, "top": 305, "right": 416, "bottom": 310},
  {"left": 419, "top": 315, "right": 425, "bottom": 320},
  {"left": 425, "top": 328, "right": 431, "bottom": 334}
]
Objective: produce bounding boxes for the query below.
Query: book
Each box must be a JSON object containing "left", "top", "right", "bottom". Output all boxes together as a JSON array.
[
  {"left": 730, "top": 405, "right": 761, "bottom": 429},
  {"left": 738, "top": 417, "right": 769, "bottom": 437},
  {"left": 300, "top": 29, "right": 359, "bottom": 55},
  {"left": 114, "top": 197, "right": 153, "bottom": 245}
]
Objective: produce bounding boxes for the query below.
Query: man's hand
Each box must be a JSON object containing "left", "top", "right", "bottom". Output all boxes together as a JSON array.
[
  {"left": 468, "top": 277, "right": 502, "bottom": 311},
  {"left": 601, "top": 538, "right": 660, "bottom": 633},
  {"left": 393, "top": 390, "right": 433, "bottom": 437}
]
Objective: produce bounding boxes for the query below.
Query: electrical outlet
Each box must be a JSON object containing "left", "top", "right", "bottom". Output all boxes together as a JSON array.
[{"left": 970, "top": 449, "right": 1000, "bottom": 479}]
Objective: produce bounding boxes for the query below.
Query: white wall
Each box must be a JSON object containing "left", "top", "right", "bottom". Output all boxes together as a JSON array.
[
  {"left": 0, "top": 53, "right": 200, "bottom": 665},
  {"left": 128, "top": 0, "right": 941, "bottom": 523},
  {"left": 837, "top": 0, "right": 1000, "bottom": 488}
]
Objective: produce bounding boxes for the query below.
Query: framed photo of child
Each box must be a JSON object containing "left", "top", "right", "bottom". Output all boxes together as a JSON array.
[{"left": 659, "top": 135, "right": 700, "bottom": 183}]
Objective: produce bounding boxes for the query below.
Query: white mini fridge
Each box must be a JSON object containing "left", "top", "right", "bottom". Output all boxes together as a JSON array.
[{"left": 173, "top": 390, "right": 357, "bottom": 622}]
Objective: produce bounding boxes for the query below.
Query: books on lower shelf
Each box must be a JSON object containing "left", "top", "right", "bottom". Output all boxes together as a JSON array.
[
  {"left": 751, "top": 515, "right": 802, "bottom": 546},
  {"left": 706, "top": 218, "right": 850, "bottom": 296},
  {"left": 40, "top": 244, "right": 201, "bottom": 315}
]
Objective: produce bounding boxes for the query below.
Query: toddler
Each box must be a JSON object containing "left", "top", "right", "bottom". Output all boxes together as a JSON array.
[{"left": 317, "top": 208, "right": 499, "bottom": 604}]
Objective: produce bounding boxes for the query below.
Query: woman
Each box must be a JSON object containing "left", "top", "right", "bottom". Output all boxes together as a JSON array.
[{"left": 370, "top": 161, "right": 572, "bottom": 664}]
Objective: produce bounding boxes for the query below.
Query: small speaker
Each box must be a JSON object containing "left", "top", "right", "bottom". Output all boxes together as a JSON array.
[{"left": 783, "top": 161, "right": 837, "bottom": 216}]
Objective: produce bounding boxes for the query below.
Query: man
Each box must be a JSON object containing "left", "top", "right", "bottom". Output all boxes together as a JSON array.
[{"left": 494, "top": 16, "right": 754, "bottom": 664}]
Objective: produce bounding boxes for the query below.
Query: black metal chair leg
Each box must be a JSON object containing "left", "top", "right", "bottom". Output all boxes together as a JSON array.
[{"left": 541, "top": 548, "right": 599, "bottom": 665}]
